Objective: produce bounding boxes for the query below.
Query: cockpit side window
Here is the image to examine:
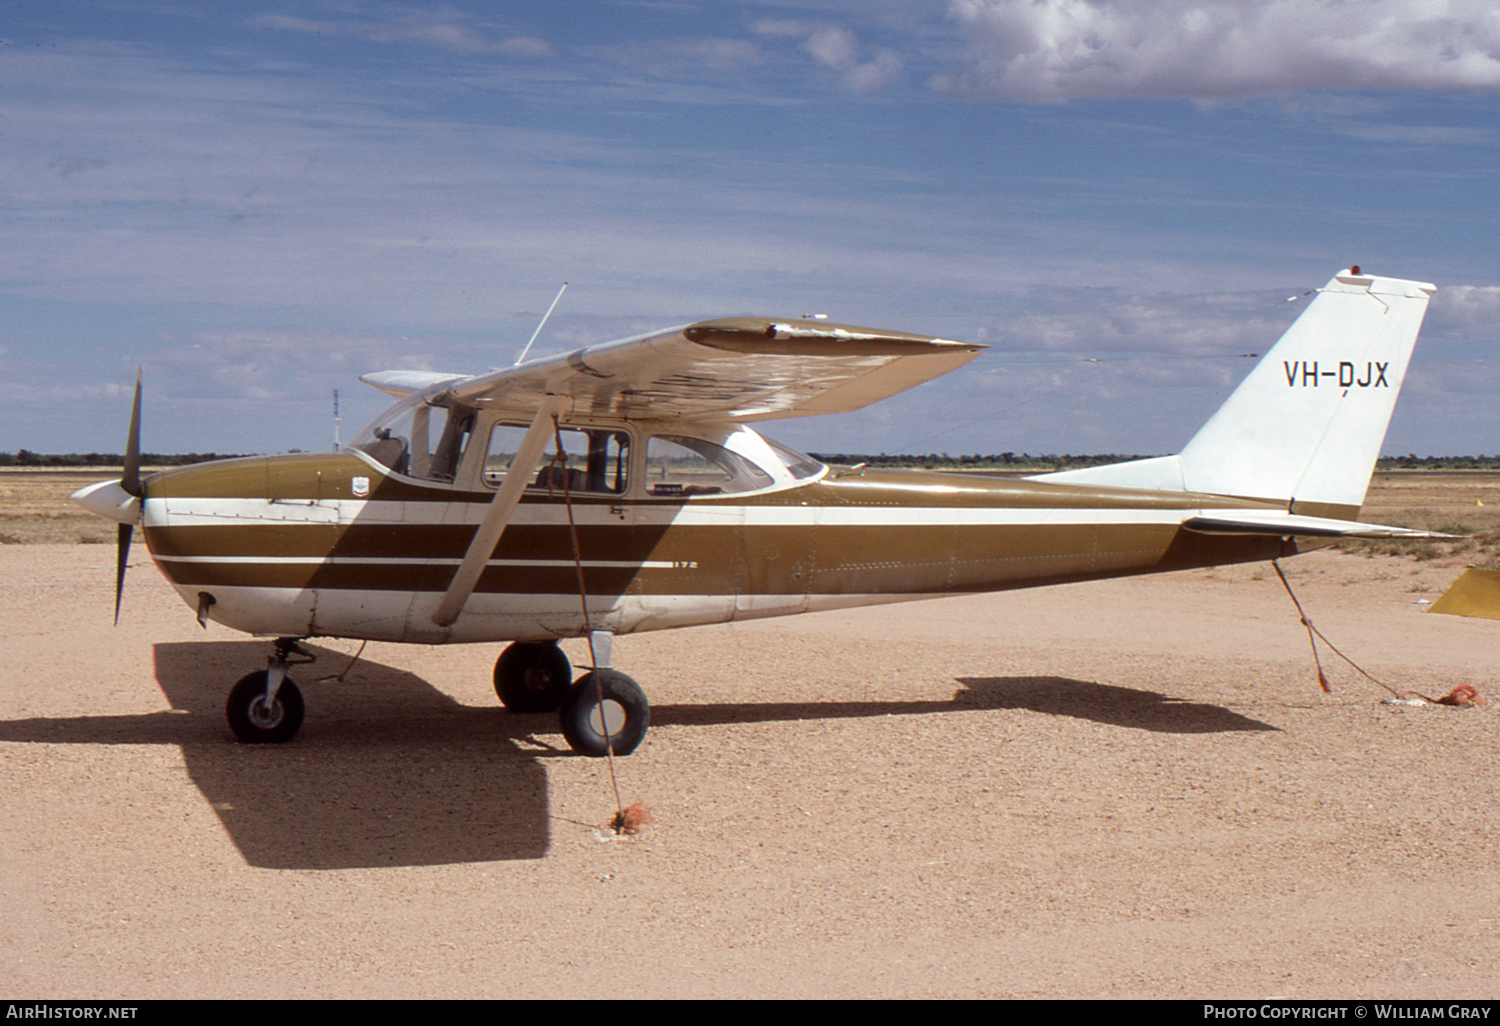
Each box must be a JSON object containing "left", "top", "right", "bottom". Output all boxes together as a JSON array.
[
  {"left": 644, "top": 435, "right": 772, "bottom": 496},
  {"left": 420, "top": 404, "right": 475, "bottom": 482},
  {"left": 484, "top": 422, "right": 629, "bottom": 495}
]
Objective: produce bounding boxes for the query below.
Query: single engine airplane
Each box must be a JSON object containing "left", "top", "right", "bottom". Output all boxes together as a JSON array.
[{"left": 73, "top": 267, "right": 1442, "bottom": 756}]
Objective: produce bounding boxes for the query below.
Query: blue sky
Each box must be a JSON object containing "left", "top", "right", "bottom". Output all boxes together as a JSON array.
[{"left": 4, "top": 0, "right": 1499, "bottom": 458}]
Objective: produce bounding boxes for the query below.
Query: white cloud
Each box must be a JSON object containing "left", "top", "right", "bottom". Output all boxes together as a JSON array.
[
  {"left": 601, "top": 36, "right": 767, "bottom": 75},
  {"left": 753, "top": 18, "right": 904, "bottom": 92},
  {"left": 1428, "top": 284, "right": 1500, "bottom": 336},
  {"left": 974, "top": 285, "right": 1297, "bottom": 360},
  {"left": 249, "top": 13, "right": 553, "bottom": 58},
  {"left": 936, "top": 0, "right": 1500, "bottom": 101},
  {"left": 751, "top": 18, "right": 815, "bottom": 40},
  {"left": 806, "top": 26, "right": 860, "bottom": 69},
  {"left": 844, "top": 50, "right": 905, "bottom": 94}
]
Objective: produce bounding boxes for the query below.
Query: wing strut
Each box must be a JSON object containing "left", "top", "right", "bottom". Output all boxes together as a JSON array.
[{"left": 431, "top": 395, "right": 565, "bottom": 628}]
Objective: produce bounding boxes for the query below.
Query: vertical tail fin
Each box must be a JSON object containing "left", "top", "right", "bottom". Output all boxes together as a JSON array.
[{"left": 1036, "top": 268, "right": 1436, "bottom": 516}]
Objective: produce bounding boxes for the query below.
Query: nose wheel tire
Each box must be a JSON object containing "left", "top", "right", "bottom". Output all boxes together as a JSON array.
[
  {"left": 493, "top": 641, "right": 574, "bottom": 713},
  {"left": 560, "top": 669, "right": 649, "bottom": 757},
  {"left": 226, "top": 671, "right": 305, "bottom": 744}
]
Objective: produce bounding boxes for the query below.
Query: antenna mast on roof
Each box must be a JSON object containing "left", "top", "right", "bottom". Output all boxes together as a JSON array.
[{"left": 514, "top": 282, "right": 568, "bottom": 367}]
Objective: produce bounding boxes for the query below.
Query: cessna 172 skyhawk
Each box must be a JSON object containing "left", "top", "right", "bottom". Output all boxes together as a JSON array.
[{"left": 73, "top": 267, "right": 1441, "bottom": 757}]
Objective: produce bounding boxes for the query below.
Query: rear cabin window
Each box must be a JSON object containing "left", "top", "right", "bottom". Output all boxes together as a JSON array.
[
  {"left": 644, "top": 435, "right": 772, "bottom": 497},
  {"left": 484, "top": 423, "right": 629, "bottom": 495},
  {"left": 763, "top": 437, "right": 825, "bottom": 481}
]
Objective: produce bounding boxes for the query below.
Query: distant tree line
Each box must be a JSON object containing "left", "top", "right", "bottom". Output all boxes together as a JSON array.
[
  {"left": 1377, "top": 455, "right": 1500, "bottom": 470},
  {"left": 811, "top": 452, "right": 1500, "bottom": 472},
  {"left": 0, "top": 450, "right": 253, "bottom": 468},
  {"left": 811, "top": 452, "right": 1158, "bottom": 471},
  {"left": 7, "top": 449, "right": 1500, "bottom": 471}
]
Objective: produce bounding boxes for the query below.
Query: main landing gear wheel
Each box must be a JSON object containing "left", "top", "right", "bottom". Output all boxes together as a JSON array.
[
  {"left": 226, "top": 671, "right": 305, "bottom": 744},
  {"left": 560, "top": 669, "right": 650, "bottom": 757},
  {"left": 493, "top": 641, "right": 574, "bottom": 713}
]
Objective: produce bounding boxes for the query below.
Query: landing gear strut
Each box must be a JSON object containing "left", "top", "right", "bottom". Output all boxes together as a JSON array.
[
  {"left": 495, "top": 635, "right": 650, "bottom": 755},
  {"left": 560, "top": 668, "right": 650, "bottom": 757},
  {"left": 226, "top": 637, "right": 312, "bottom": 744}
]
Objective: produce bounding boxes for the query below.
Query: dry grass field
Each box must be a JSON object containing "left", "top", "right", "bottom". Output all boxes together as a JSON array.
[
  {"left": 0, "top": 468, "right": 128, "bottom": 545},
  {"left": 1347, "top": 471, "right": 1500, "bottom": 561}
]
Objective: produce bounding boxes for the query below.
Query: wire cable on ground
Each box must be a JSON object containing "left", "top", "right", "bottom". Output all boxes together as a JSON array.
[{"left": 1272, "top": 558, "right": 1480, "bottom": 706}]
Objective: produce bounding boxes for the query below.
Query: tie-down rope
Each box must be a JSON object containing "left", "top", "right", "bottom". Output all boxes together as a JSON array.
[
  {"left": 1272, "top": 558, "right": 1479, "bottom": 706},
  {"left": 548, "top": 417, "right": 626, "bottom": 826}
]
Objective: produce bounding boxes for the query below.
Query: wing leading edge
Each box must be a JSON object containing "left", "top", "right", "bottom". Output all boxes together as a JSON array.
[{"left": 360, "top": 317, "right": 984, "bottom": 422}]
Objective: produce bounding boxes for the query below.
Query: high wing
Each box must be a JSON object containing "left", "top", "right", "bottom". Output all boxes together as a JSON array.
[
  {"left": 360, "top": 316, "right": 984, "bottom": 422},
  {"left": 360, "top": 370, "right": 468, "bottom": 399}
]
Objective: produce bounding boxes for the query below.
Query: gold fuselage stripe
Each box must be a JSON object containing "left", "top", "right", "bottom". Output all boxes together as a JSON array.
[{"left": 140, "top": 453, "right": 1301, "bottom": 606}]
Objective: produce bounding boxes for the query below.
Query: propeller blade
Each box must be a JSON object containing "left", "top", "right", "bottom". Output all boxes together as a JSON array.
[
  {"left": 121, "top": 367, "right": 142, "bottom": 499},
  {"left": 114, "top": 521, "right": 132, "bottom": 626},
  {"left": 116, "top": 367, "right": 142, "bottom": 624}
]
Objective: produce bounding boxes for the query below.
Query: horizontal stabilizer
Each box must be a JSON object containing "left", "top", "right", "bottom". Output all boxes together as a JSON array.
[{"left": 1183, "top": 512, "right": 1457, "bottom": 540}]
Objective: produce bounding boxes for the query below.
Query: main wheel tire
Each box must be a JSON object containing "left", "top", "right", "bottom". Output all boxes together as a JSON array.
[
  {"left": 226, "top": 671, "right": 305, "bottom": 744},
  {"left": 559, "top": 669, "right": 649, "bottom": 757},
  {"left": 493, "top": 642, "right": 574, "bottom": 713}
]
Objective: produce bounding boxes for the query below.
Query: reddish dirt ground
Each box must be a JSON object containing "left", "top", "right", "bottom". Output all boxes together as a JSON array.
[{"left": 3, "top": 544, "right": 1498, "bottom": 998}]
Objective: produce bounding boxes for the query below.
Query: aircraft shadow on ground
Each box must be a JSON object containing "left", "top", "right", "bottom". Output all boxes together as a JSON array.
[
  {"left": 0, "top": 641, "right": 553, "bottom": 869},
  {"left": 151, "top": 641, "right": 555, "bottom": 870},
  {"left": 0, "top": 656, "right": 1273, "bottom": 869},
  {"left": 648, "top": 675, "right": 1277, "bottom": 735},
  {"left": 955, "top": 676, "right": 1279, "bottom": 733}
]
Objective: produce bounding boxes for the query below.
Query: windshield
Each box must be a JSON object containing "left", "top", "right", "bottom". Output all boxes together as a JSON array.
[{"left": 349, "top": 391, "right": 476, "bottom": 483}]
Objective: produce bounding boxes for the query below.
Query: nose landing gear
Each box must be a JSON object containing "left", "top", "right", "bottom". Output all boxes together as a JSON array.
[{"left": 225, "top": 638, "right": 312, "bottom": 744}]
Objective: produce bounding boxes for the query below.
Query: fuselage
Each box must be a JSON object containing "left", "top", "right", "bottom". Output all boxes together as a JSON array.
[{"left": 137, "top": 437, "right": 1310, "bottom": 644}]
